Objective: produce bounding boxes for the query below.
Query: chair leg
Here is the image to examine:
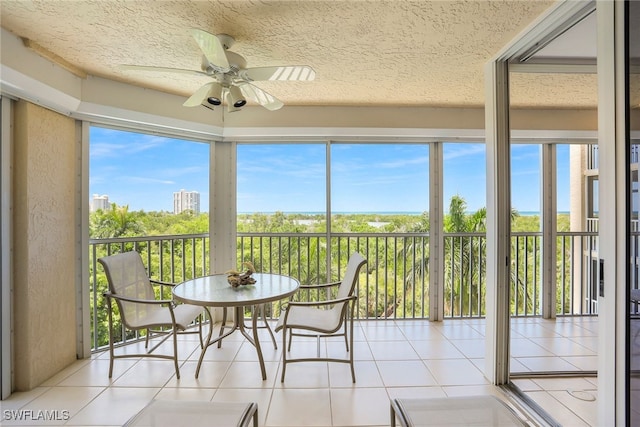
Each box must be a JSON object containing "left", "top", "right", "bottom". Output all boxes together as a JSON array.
[
  {"left": 349, "top": 316, "right": 356, "bottom": 383},
  {"left": 172, "top": 329, "right": 180, "bottom": 379},
  {"left": 287, "top": 329, "right": 294, "bottom": 351},
  {"left": 390, "top": 404, "right": 397, "bottom": 427},
  {"left": 343, "top": 325, "right": 349, "bottom": 351},
  {"left": 108, "top": 353, "right": 114, "bottom": 378},
  {"left": 107, "top": 299, "right": 115, "bottom": 378},
  {"left": 281, "top": 327, "right": 288, "bottom": 382}
]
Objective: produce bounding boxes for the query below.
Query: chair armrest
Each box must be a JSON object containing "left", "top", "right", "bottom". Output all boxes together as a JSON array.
[
  {"left": 103, "top": 292, "right": 173, "bottom": 306},
  {"left": 286, "top": 294, "right": 356, "bottom": 308},
  {"left": 299, "top": 281, "right": 341, "bottom": 290},
  {"left": 279, "top": 295, "right": 357, "bottom": 330},
  {"left": 150, "top": 279, "right": 176, "bottom": 288}
]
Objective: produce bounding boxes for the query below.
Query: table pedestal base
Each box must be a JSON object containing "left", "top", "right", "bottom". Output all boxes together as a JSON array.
[{"left": 195, "top": 305, "right": 268, "bottom": 380}]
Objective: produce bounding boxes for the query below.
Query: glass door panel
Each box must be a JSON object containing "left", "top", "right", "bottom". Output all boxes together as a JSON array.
[{"left": 628, "top": 0, "right": 640, "bottom": 422}]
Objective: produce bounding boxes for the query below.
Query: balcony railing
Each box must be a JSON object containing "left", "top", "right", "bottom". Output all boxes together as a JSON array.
[
  {"left": 89, "top": 230, "right": 598, "bottom": 352},
  {"left": 89, "top": 234, "right": 209, "bottom": 350}
]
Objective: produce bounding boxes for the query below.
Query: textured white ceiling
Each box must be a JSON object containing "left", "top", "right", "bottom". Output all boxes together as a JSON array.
[{"left": 1, "top": 0, "right": 601, "bottom": 110}]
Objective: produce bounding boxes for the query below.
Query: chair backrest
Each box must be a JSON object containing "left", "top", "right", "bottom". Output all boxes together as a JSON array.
[
  {"left": 98, "top": 251, "right": 157, "bottom": 328},
  {"left": 337, "top": 252, "right": 367, "bottom": 300},
  {"left": 98, "top": 251, "right": 155, "bottom": 300}
]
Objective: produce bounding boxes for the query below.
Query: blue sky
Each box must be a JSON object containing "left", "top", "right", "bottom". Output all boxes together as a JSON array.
[
  {"left": 90, "top": 126, "right": 570, "bottom": 213},
  {"left": 90, "top": 127, "right": 210, "bottom": 212}
]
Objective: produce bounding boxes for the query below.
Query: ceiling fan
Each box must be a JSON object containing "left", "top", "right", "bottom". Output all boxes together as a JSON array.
[{"left": 121, "top": 29, "right": 316, "bottom": 112}]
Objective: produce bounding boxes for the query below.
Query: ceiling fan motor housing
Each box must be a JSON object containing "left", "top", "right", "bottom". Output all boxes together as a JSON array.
[{"left": 223, "top": 51, "right": 247, "bottom": 74}]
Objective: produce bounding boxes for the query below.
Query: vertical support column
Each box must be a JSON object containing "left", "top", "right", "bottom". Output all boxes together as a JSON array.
[
  {"left": 326, "top": 141, "right": 332, "bottom": 280},
  {"left": 429, "top": 142, "right": 444, "bottom": 321},
  {"left": 541, "top": 144, "right": 557, "bottom": 319},
  {"left": 596, "top": 1, "right": 626, "bottom": 424},
  {"left": 1, "top": 96, "right": 13, "bottom": 398},
  {"left": 569, "top": 145, "right": 587, "bottom": 313},
  {"left": 210, "top": 140, "right": 237, "bottom": 323},
  {"left": 76, "top": 122, "right": 90, "bottom": 358},
  {"left": 484, "top": 59, "right": 511, "bottom": 385},
  {"left": 211, "top": 140, "right": 237, "bottom": 273}
]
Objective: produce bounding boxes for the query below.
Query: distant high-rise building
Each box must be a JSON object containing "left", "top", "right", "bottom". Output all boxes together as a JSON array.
[
  {"left": 173, "top": 189, "right": 200, "bottom": 214},
  {"left": 91, "top": 194, "right": 110, "bottom": 212}
]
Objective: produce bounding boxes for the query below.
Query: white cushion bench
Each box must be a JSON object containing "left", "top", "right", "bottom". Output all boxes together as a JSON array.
[
  {"left": 123, "top": 400, "right": 258, "bottom": 427},
  {"left": 390, "top": 395, "right": 529, "bottom": 427}
]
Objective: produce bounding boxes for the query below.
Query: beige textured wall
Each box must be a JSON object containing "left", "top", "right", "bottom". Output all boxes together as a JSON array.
[{"left": 13, "top": 100, "right": 77, "bottom": 390}]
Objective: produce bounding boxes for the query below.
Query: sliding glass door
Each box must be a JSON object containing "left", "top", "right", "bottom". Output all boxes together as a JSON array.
[{"left": 627, "top": 0, "right": 640, "bottom": 423}]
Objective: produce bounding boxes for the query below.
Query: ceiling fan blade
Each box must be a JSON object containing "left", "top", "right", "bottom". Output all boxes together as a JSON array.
[
  {"left": 120, "top": 64, "right": 208, "bottom": 77},
  {"left": 189, "top": 29, "right": 230, "bottom": 71},
  {"left": 238, "top": 83, "right": 284, "bottom": 111},
  {"left": 182, "top": 82, "right": 215, "bottom": 107},
  {"left": 239, "top": 65, "right": 316, "bottom": 82}
]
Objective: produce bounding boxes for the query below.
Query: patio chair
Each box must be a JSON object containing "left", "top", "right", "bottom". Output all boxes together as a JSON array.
[
  {"left": 275, "top": 252, "right": 367, "bottom": 382},
  {"left": 99, "top": 251, "right": 210, "bottom": 379}
]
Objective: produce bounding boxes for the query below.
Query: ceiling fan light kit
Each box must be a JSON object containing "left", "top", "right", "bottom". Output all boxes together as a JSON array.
[
  {"left": 205, "top": 82, "right": 223, "bottom": 106},
  {"left": 121, "top": 29, "right": 315, "bottom": 112},
  {"left": 228, "top": 85, "right": 247, "bottom": 109}
]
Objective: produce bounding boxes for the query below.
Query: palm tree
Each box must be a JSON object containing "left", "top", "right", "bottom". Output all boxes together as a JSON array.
[
  {"left": 90, "top": 203, "right": 143, "bottom": 238},
  {"left": 388, "top": 197, "right": 487, "bottom": 319},
  {"left": 443, "top": 195, "right": 484, "bottom": 316}
]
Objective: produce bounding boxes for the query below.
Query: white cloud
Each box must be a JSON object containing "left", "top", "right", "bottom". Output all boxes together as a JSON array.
[{"left": 122, "top": 176, "right": 176, "bottom": 185}]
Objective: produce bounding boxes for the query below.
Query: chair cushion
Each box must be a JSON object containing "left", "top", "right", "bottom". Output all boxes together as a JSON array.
[
  {"left": 275, "top": 304, "right": 344, "bottom": 334},
  {"left": 172, "top": 304, "right": 205, "bottom": 330},
  {"left": 124, "top": 303, "right": 202, "bottom": 330}
]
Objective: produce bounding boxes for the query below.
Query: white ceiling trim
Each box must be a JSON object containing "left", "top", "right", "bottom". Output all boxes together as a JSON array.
[
  {"left": 1, "top": 61, "right": 598, "bottom": 144},
  {"left": 74, "top": 101, "right": 223, "bottom": 142},
  {"left": 0, "top": 64, "right": 80, "bottom": 115},
  {"left": 0, "top": 63, "right": 224, "bottom": 141},
  {"left": 1, "top": 62, "right": 598, "bottom": 143},
  {"left": 221, "top": 126, "right": 486, "bottom": 142},
  {"left": 222, "top": 126, "right": 596, "bottom": 143}
]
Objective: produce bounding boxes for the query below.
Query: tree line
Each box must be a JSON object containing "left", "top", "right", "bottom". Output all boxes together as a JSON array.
[
  {"left": 89, "top": 197, "right": 572, "bottom": 349},
  {"left": 90, "top": 199, "right": 567, "bottom": 238}
]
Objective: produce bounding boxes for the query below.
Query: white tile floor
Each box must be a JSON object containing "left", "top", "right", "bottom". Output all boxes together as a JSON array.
[{"left": 0, "top": 318, "right": 598, "bottom": 426}]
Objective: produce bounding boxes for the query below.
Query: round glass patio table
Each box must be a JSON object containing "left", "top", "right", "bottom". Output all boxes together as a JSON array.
[{"left": 173, "top": 273, "right": 299, "bottom": 380}]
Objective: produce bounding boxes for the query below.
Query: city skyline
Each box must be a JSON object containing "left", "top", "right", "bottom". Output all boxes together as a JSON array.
[{"left": 89, "top": 126, "right": 571, "bottom": 214}]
